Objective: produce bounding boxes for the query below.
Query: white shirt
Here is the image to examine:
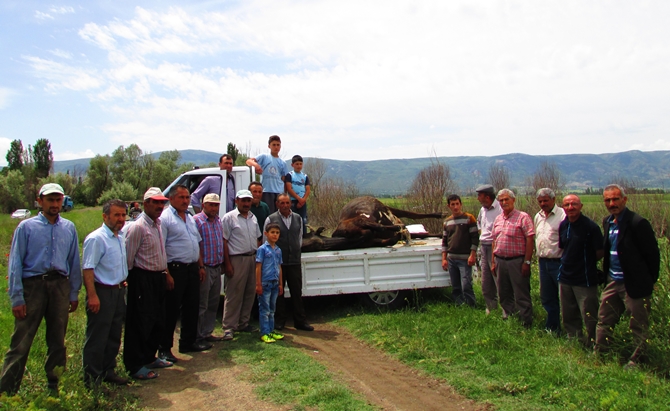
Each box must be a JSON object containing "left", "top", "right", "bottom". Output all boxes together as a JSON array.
[
  {"left": 477, "top": 200, "right": 502, "bottom": 245},
  {"left": 534, "top": 204, "right": 566, "bottom": 259}
]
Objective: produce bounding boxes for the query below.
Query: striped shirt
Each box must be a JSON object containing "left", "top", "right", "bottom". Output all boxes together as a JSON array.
[
  {"left": 125, "top": 212, "right": 168, "bottom": 271},
  {"left": 607, "top": 215, "right": 624, "bottom": 282},
  {"left": 194, "top": 212, "right": 224, "bottom": 266},
  {"left": 442, "top": 213, "right": 479, "bottom": 259},
  {"left": 492, "top": 209, "right": 535, "bottom": 258}
]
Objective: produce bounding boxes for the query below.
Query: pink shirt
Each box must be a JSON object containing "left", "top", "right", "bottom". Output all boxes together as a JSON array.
[
  {"left": 125, "top": 213, "right": 168, "bottom": 272},
  {"left": 492, "top": 209, "right": 535, "bottom": 258}
]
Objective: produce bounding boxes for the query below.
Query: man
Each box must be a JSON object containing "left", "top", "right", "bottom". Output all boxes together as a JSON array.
[
  {"left": 441, "top": 194, "right": 479, "bottom": 307},
  {"left": 249, "top": 181, "right": 271, "bottom": 234},
  {"left": 1, "top": 183, "right": 81, "bottom": 395},
  {"left": 534, "top": 188, "right": 566, "bottom": 333},
  {"left": 246, "top": 135, "right": 288, "bottom": 214},
  {"left": 476, "top": 184, "right": 502, "bottom": 314},
  {"left": 193, "top": 193, "right": 225, "bottom": 343},
  {"left": 192, "top": 154, "right": 236, "bottom": 213},
  {"left": 159, "top": 185, "right": 211, "bottom": 363},
  {"left": 124, "top": 187, "right": 170, "bottom": 380},
  {"left": 82, "top": 199, "right": 130, "bottom": 386},
  {"left": 595, "top": 184, "right": 660, "bottom": 367},
  {"left": 221, "top": 189, "right": 262, "bottom": 340},
  {"left": 491, "top": 189, "right": 535, "bottom": 327},
  {"left": 265, "top": 194, "right": 313, "bottom": 331},
  {"left": 558, "top": 194, "right": 603, "bottom": 346}
]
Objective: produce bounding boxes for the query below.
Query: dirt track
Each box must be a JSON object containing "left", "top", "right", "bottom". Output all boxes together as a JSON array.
[{"left": 131, "top": 321, "right": 488, "bottom": 411}]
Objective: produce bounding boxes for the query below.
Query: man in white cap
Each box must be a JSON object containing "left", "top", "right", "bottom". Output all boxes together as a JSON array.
[
  {"left": 123, "top": 187, "right": 170, "bottom": 380},
  {"left": 1, "top": 183, "right": 82, "bottom": 395},
  {"left": 221, "top": 189, "right": 261, "bottom": 340},
  {"left": 193, "top": 193, "right": 225, "bottom": 343}
]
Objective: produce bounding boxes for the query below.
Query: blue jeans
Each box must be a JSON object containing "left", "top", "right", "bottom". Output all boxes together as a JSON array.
[
  {"left": 448, "top": 258, "right": 476, "bottom": 307},
  {"left": 539, "top": 258, "right": 561, "bottom": 332},
  {"left": 258, "top": 280, "right": 279, "bottom": 336}
]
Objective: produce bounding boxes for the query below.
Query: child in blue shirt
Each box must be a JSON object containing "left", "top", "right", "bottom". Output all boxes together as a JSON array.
[
  {"left": 246, "top": 135, "right": 289, "bottom": 214},
  {"left": 255, "top": 223, "right": 284, "bottom": 343},
  {"left": 285, "top": 155, "right": 310, "bottom": 234}
]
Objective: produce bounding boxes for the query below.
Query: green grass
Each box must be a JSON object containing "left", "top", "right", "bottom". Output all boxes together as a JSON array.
[{"left": 221, "top": 332, "right": 375, "bottom": 411}]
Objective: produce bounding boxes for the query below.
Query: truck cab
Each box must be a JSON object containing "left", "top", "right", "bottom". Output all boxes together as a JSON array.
[{"left": 163, "top": 166, "right": 255, "bottom": 217}]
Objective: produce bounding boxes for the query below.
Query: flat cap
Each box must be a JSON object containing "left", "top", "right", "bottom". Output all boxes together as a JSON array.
[{"left": 475, "top": 184, "right": 495, "bottom": 195}]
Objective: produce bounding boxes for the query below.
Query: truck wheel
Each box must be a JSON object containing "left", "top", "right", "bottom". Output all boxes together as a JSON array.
[{"left": 361, "top": 290, "right": 411, "bottom": 310}]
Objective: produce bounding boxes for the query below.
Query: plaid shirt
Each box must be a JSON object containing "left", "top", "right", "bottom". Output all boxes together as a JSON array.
[
  {"left": 492, "top": 208, "right": 535, "bottom": 258},
  {"left": 193, "top": 212, "right": 224, "bottom": 266}
]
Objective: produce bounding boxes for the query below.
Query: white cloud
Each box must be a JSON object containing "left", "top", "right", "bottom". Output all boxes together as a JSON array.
[
  {"left": 0, "top": 87, "right": 13, "bottom": 109},
  {"left": 34, "top": 11, "right": 54, "bottom": 20},
  {"left": 55, "top": 149, "right": 96, "bottom": 161},
  {"left": 49, "top": 49, "right": 73, "bottom": 59},
  {"left": 49, "top": 6, "right": 75, "bottom": 15},
  {"left": 24, "top": 1, "right": 670, "bottom": 160}
]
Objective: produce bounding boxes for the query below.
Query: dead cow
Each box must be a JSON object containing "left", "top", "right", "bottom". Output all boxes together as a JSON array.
[{"left": 329, "top": 196, "right": 443, "bottom": 248}]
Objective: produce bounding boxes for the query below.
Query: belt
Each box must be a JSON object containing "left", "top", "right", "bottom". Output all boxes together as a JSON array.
[
  {"left": 24, "top": 271, "right": 67, "bottom": 281},
  {"left": 95, "top": 281, "right": 127, "bottom": 289},
  {"left": 168, "top": 262, "right": 197, "bottom": 268},
  {"left": 230, "top": 252, "right": 255, "bottom": 257},
  {"left": 205, "top": 264, "right": 222, "bottom": 268},
  {"left": 539, "top": 257, "right": 561, "bottom": 262},
  {"left": 494, "top": 255, "right": 524, "bottom": 261}
]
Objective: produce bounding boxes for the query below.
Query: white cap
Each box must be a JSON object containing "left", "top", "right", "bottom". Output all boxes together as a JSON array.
[
  {"left": 39, "top": 183, "right": 64, "bottom": 196},
  {"left": 144, "top": 187, "right": 169, "bottom": 201},
  {"left": 236, "top": 189, "right": 253, "bottom": 199},
  {"left": 203, "top": 193, "right": 221, "bottom": 204}
]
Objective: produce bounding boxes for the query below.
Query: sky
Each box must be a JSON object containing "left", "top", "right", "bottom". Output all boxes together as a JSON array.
[{"left": 1, "top": 0, "right": 669, "bottom": 165}]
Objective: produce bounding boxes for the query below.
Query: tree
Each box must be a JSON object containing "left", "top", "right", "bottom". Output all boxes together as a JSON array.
[
  {"left": 33, "top": 138, "right": 53, "bottom": 178},
  {"left": 405, "top": 160, "right": 457, "bottom": 233},
  {"left": 488, "top": 163, "right": 510, "bottom": 193},
  {"left": 5, "top": 139, "right": 23, "bottom": 171},
  {"left": 0, "top": 170, "right": 27, "bottom": 212},
  {"left": 84, "top": 155, "right": 112, "bottom": 205},
  {"left": 227, "top": 143, "right": 239, "bottom": 164},
  {"left": 97, "top": 181, "right": 137, "bottom": 205}
]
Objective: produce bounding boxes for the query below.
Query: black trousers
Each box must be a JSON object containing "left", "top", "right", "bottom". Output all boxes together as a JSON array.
[
  {"left": 160, "top": 262, "right": 200, "bottom": 350},
  {"left": 123, "top": 268, "right": 166, "bottom": 375},
  {"left": 275, "top": 264, "right": 307, "bottom": 325}
]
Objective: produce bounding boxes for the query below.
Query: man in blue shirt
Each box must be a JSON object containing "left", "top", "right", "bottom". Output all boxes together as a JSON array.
[
  {"left": 246, "top": 135, "right": 289, "bottom": 214},
  {"left": 1, "top": 183, "right": 82, "bottom": 395},
  {"left": 159, "top": 185, "right": 210, "bottom": 364},
  {"left": 82, "top": 199, "right": 132, "bottom": 386},
  {"left": 595, "top": 184, "right": 660, "bottom": 367}
]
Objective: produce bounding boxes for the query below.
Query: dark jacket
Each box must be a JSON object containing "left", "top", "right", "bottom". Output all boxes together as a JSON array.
[
  {"left": 602, "top": 208, "right": 660, "bottom": 298},
  {"left": 268, "top": 212, "right": 302, "bottom": 265}
]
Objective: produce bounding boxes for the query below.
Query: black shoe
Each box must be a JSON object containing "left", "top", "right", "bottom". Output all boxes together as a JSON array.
[
  {"left": 158, "top": 349, "right": 179, "bottom": 363},
  {"left": 294, "top": 323, "right": 314, "bottom": 331},
  {"left": 179, "top": 342, "right": 213, "bottom": 353},
  {"left": 103, "top": 372, "right": 129, "bottom": 386},
  {"left": 237, "top": 324, "right": 259, "bottom": 333}
]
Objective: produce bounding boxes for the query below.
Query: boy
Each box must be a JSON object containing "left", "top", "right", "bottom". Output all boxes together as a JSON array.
[
  {"left": 284, "top": 155, "right": 310, "bottom": 234},
  {"left": 246, "top": 135, "right": 289, "bottom": 214},
  {"left": 442, "top": 194, "right": 479, "bottom": 307},
  {"left": 255, "top": 223, "right": 285, "bottom": 343}
]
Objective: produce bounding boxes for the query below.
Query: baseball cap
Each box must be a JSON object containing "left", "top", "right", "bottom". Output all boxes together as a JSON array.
[
  {"left": 144, "top": 187, "right": 169, "bottom": 201},
  {"left": 39, "top": 183, "right": 64, "bottom": 196},
  {"left": 475, "top": 184, "right": 495, "bottom": 195},
  {"left": 203, "top": 193, "right": 221, "bottom": 204},
  {"left": 236, "top": 189, "right": 253, "bottom": 199}
]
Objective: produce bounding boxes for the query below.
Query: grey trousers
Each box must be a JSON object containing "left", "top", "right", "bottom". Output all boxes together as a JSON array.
[
  {"left": 198, "top": 266, "right": 222, "bottom": 341},
  {"left": 83, "top": 284, "right": 126, "bottom": 382},
  {"left": 495, "top": 257, "right": 533, "bottom": 327},
  {"left": 595, "top": 279, "right": 651, "bottom": 362},
  {"left": 0, "top": 275, "right": 70, "bottom": 395},
  {"left": 559, "top": 283, "right": 599, "bottom": 345},
  {"left": 480, "top": 244, "right": 498, "bottom": 310},
  {"left": 222, "top": 255, "right": 256, "bottom": 332}
]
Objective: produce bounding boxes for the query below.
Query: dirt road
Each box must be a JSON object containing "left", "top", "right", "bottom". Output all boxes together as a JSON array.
[{"left": 132, "top": 322, "right": 488, "bottom": 411}]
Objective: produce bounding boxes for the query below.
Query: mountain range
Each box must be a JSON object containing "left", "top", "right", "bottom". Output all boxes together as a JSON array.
[{"left": 53, "top": 150, "right": 670, "bottom": 196}]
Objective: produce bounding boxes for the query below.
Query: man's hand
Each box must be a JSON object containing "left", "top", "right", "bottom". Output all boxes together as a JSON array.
[
  {"left": 491, "top": 261, "right": 496, "bottom": 276},
  {"left": 254, "top": 165, "right": 262, "bottom": 174},
  {"left": 69, "top": 301, "right": 79, "bottom": 313},
  {"left": 256, "top": 283, "right": 263, "bottom": 295},
  {"left": 165, "top": 272, "right": 175, "bottom": 290},
  {"left": 279, "top": 285, "right": 284, "bottom": 296},
  {"left": 199, "top": 267, "right": 206, "bottom": 283},
  {"left": 521, "top": 263, "right": 531, "bottom": 277},
  {"left": 224, "top": 263, "right": 234, "bottom": 278},
  {"left": 297, "top": 198, "right": 306, "bottom": 208},
  {"left": 12, "top": 304, "right": 27, "bottom": 320},
  {"left": 87, "top": 294, "right": 101, "bottom": 314},
  {"left": 467, "top": 254, "right": 476, "bottom": 267},
  {"left": 441, "top": 259, "right": 449, "bottom": 271}
]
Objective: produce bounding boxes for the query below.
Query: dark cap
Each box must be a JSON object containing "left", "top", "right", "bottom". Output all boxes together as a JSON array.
[{"left": 475, "top": 184, "right": 495, "bottom": 195}]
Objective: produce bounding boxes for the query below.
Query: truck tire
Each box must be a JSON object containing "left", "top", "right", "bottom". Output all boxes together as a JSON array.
[{"left": 361, "top": 290, "right": 411, "bottom": 310}]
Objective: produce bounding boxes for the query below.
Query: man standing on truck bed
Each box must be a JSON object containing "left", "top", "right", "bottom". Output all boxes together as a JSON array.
[
  {"left": 246, "top": 135, "right": 289, "bottom": 214},
  {"left": 265, "top": 194, "right": 313, "bottom": 331},
  {"left": 192, "top": 154, "right": 236, "bottom": 214}
]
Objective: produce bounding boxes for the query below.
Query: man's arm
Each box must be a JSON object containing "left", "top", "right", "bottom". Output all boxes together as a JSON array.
[
  {"left": 223, "top": 238, "right": 233, "bottom": 277},
  {"left": 441, "top": 221, "right": 449, "bottom": 270},
  {"left": 246, "top": 157, "right": 262, "bottom": 174},
  {"left": 522, "top": 235, "right": 535, "bottom": 277},
  {"left": 468, "top": 214, "right": 479, "bottom": 266},
  {"left": 300, "top": 183, "right": 311, "bottom": 207},
  {"left": 191, "top": 176, "right": 220, "bottom": 213},
  {"left": 124, "top": 222, "right": 141, "bottom": 270},
  {"left": 278, "top": 265, "right": 284, "bottom": 295},
  {"left": 83, "top": 269, "right": 100, "bottom": 314},
  {"left": 255, "top": 261, "right": 263, "bottom": 295},
  {"left": 8, "top": 224, "right": 27, "bottom": 318},
  {"left": 67, "top": 226, "right": 82, "bottom": 312}
]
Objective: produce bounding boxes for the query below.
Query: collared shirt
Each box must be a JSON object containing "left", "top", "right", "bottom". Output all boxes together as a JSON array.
[
  {"left": 191, "top": 174, "right": 236, "bottom": 213},
  {"left": 161, "top": 205, "right": 202, "bottom": 264},
  {"left": 534, "top": 204, "right": 566, "bottom": 259},
  {"left": 492, "top": 208, "right": 535, "bottom": 258},
  {"left": 194, "top": 212, "right": 224, "bottom": 266},
  {"left": 125, "top": 212, "right": 168, "bottom": 271},
  {"left": 83, "top": 223, "right": 128, "bottom": 285},
  {"left": 222, "top": 208, "right": 261, "bottom": 255},
  {"left": 256, "top": 241, "right": 283, "bottom": 282},
  {"left": 264, "top": 212, "right": 304, "bottom": 244},
  {"left": 8, "top": 213, "right": 82, "bottom": 307},
  {"left": 477, "top": 200, "right": 502, "bottom": 245},
  {"left": 250, "top": 201, "right": 270, "bottom": 233},
  {"left": 607, "top": 213, "right": 624, "bottom": 282},
  {"left": 255, "top": 154, "right": 289, "bottom": 194},
  {"left": 442, "top": 212, "right": 479, "bottom": 259}
]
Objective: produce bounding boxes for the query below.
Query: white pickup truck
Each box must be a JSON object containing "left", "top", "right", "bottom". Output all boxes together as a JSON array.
[{"left": 164, "top": 167, "right": 450, "bottom": 308}]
